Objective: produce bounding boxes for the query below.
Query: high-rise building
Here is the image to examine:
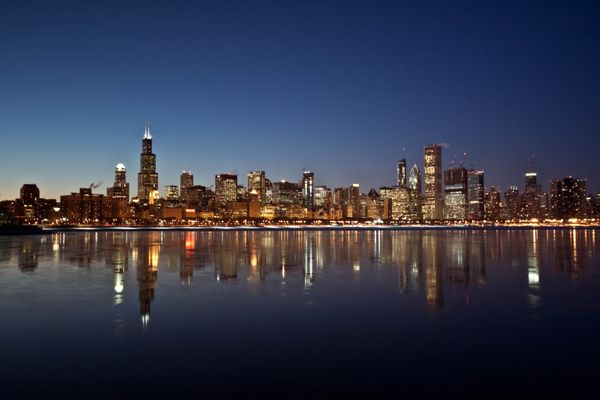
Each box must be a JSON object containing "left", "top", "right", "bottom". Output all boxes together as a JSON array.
[
  {"left": 409, "top": 164, "right": 421, "bottom": 193},
  {"left": 165, "top": 185, "right": 179, "bottom": 202},
  {"left": 397, "top": 159, "right": 407, "bottom": 187},
  {"left": 485, "top": 187, "right": 501, "bottom": 220},
  {"left": 314, "top": 186, "right": 332, "bottom": 210},
  {"left": 522, "top": 171, "right": 542, "bottom": 219},
  {"left": 423, "top": 144, "right": 443, "bottom": 220},
  {"left": 444, "top": 167, "right": 468, "bottom": 220},
  {"left": 366, "top": 189, "right": 382, "bottom": 219},
  {"left": 549, "top": 177, "right": 587, "bottom": 219},
  {"left": 247, "top": 171, "right": 266, "bottom": 204},
  {"left": 107, "top": 164, "right": 130, "bottom": 201},
  {"left": 349, "top": 183, "right": 360, "bottom": 218},
  {"left": 20, "top": 184, "right": 40, "bottom": 206},
  {"left": 215, "top": 174, "right": 238, "bottom": 207},
  {"left": 467, "top": 169, "right": 484, "bottom": 220},
  {"left": 248, "top": 189, "right": 261, "bottom": 218},
  {"left": 179, "top": 170, "right": 193, "bottom": 202},
  {"left": 302, "top": 171, "right": 315, "bottom": 210},
  {"left": 503, "top": 186, "right": 520, "bottom": 219},
  {"left": 408, "top": 164, "right": 422, "bottom": 219},
  {"left": 137, "top": 125, "right": 158, "bottom": 203}
]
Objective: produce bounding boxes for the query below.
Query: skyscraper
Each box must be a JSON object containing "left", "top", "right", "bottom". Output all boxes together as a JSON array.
[
  {"left": 467, "top": 169, "right": 484, "bottom": 220},
  {"left": 215, "top": 174, "right": 238, "bottom": 207},
  {"left": 397, "top": 159, "right": 407, "bottom": 187},
  {"left": 423, "top": 144, "right": 443, "bottom": 220},
  {"left": 549, "top": 177, "right": 587, "bottom": 219},
  {"left": 444, "top": 166, "right": 468, "bottom": 220},
  {"left": 302, "top": 171, "right": 315, "bottom": 210},
  {"left": 180, "top": 170, "right": 193, "bottom": 204},
  {"left": 107, "top": 163, "right": 130, "bottom": 200},
  {"left": 522, "top": 171, "right": 542, "bottom": 219},
  {"left": 409, "top": 164, "right": 421, "bottom": 193},
  {"left": 247, "top": 171, "right": 266, "bottom": 204},
  {"left": 349, "top": 183, "right": 360, "bottom": 218},
  {"left": 137, "top": 125, "right": 158, "bottom": 203}
]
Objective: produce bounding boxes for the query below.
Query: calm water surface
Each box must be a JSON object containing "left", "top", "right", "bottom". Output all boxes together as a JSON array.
[{"left": 1, "top": 229, "right": 599, "bottom": 397}]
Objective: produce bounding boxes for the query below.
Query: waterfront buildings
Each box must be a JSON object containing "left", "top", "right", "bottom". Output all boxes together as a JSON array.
[
  {"left": 423, "top": 144, "right": 443, "bottom": 220},
  {"left": 248, "top": 171, "right": 266, "bottom": 204},
  {"left": 302, "top": 171, "right": 315, "bottom": 211},
  {"left": 444, "top": 166, "right": 468, "bottom": 220},
  {"left": 137, "top": 125, "right": 158, "bottom": 204},
  {"left": 107, "top": 164, "right": 130, "bottom": 201},
  {"left": 215, "top": 174, "right": 238, "bottom": 207},
  {"left": 397, "top": 159, "right": 407, "bottom": 187},
  {"left": 467, "top": 169, "right": 485, "bottom": 220}
]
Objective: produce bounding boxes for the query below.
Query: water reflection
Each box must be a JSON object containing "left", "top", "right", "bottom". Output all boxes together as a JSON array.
[{"left": 1, "top": 228, "right": 599, "bottom": 326}]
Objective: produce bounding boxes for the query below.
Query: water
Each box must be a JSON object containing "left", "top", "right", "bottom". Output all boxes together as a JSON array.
[{"left": 1, "top": 228, "right": 599, "bottom": 397}]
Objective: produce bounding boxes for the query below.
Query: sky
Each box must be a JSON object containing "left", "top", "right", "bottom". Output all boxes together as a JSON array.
[{"left": 1, "top": 0, "right": 599, "bottom": 200}]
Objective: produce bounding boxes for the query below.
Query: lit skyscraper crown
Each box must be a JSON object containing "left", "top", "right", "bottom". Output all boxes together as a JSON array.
[{"left": 143, "top": 124, "right": 152, "bottom": 140}]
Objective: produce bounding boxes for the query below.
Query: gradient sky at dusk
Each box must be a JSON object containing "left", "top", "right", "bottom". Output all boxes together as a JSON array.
[{"left": 1, "top": 0, "right": 599, "bottom": 200}]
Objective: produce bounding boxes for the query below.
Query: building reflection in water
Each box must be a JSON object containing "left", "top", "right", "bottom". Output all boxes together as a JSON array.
[
  {"left": 18, "top": 238, "right": 39, "bottom": 272},
  {"left": 3, "top": 228, "right": 600, "bottom": 327},
  {"left": 136, "top": 233, "right": 160, "bottom": 327}
]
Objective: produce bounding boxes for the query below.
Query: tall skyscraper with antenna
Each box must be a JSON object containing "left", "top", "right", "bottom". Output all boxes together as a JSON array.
[{"left": 137, "top": 124, "right": 158, "bottom": 203}]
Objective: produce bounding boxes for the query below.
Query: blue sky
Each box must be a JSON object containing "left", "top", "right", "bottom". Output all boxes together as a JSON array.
[{"left": 1, "top": 0, "right": 599, "bottom": 199}]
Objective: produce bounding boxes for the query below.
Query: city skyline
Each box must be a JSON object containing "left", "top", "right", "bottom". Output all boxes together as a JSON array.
[
  {"left": 1, "top": 1, "right": 599, "bottom": 199},
  {"left": 0, "top": 124, "right": 597, "bottom": 201}
]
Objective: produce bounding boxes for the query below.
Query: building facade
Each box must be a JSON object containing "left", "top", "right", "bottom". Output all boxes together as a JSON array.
[
  {"left": 423, "top": 144, "right": 443, "bottom": 220},
  {"left": 137, "top": 125, "right": 158, "bottom": 203}
]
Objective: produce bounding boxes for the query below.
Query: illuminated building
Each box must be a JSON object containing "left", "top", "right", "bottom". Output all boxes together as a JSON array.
[
  {"left": 107, "top": 163, "right": 130, "bottom": 202},
  {"left": 467, "top": 169, "right": 484, "bottom": 220},
  {"left": 137, "top": 124, "right": 158, "bottom": 203},
  {"left": 215, "top": 173, "right": 238, "bottom": 207},
  {"left": 185, "top": 185, "right": 207, "bottom": 209},
  {"left": 380, "top": 186, "right": 418, "bottom": 220},
  {"left": 236, "top": 185, "right": 248, "bottom": 201},
  {"left": 164, "top": 185, "right": 179, "bottom": 202},
  {"left": 522, "top": 171, "right": 542, "bottom": 219},
  {"left": 484, "top": 187, "right": 501, "bottom": 220},
  {"left": 423, "top": 144, "right": 443, "bottom": 220},
  {"left": 366, "top": 189, "right": 382, "bottom": 219},
  {"left": 397, "top": 159, "right": 407, "bottom": 187},
  {"left": 180, "top": 170, "right": 193, "bottom": 204},
  {"left": 247, "top": 171, "right": 266, "bottom": 204},
  {"left": 444, "top": 167, "right": 467, "bottom": 220},
  {"left": 302, "top": 171, "right": 315, "bottom": 210},
  {"left": 409, "top": 164, "right": 421, "bottom": 193},
  {"left": 503, "top": 186, "right": 520, "bottom": 219},
  {"left": 248, "top": 190, "right": 261, "bottom": 218},
  {"left": 314, "top": 186, "right": 332, "bottom": 210},
  {"left": 60, "top": 188, "right": 110, "bottom": 224},
  {"left": 349, "top": 183, "right": 360, "bottom": 218},
  {"left": 272, "top": 181, "right": 302, "bottom": 206},
  {"left": 549, "top": 177, "right": 587, "bottom": 219}
]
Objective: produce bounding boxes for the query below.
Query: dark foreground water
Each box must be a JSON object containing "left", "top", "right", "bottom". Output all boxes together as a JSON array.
[{"left": 1, "top": 228, "right": 599, "bottom": 398}]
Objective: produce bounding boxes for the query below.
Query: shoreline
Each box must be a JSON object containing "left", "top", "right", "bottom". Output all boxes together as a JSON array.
[{"left": 1, "top": 224, "right": 599, "bottom": 235}]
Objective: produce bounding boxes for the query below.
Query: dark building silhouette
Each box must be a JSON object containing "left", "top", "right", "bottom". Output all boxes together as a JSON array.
[{"left": 549, "top": 177, "right": 587, "bottom": 219}]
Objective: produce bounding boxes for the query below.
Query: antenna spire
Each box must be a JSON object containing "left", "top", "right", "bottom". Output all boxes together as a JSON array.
[{"left": 144, "top": 122, "right": 152, "bottom": 139}]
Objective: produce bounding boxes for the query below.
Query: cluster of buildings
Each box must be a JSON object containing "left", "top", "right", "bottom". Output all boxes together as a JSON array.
[{"left": 1, "top": 126, "right": 599, "bottom": 226}]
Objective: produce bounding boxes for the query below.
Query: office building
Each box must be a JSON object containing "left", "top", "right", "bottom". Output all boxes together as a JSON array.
[
  {"left": 215, "top": 174, "right": 238, "bottom": 207},
  {"left": 397, "top": 159, "right": 407, "bottom": 187},
  {"left": 137, "top": 124, "right": 158, "bottom": 203},
  {"left": 423, "top": 144, "right": 443, "bottom": 219},
  {"left": 302, "top": 171, "right": 315, "bottom": 210},
  {"left": 467, "top": 169, "right": 484, "bottom": 220},
  {"left": 247, "top": 171, "right": 266, "bottom": 204}
]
